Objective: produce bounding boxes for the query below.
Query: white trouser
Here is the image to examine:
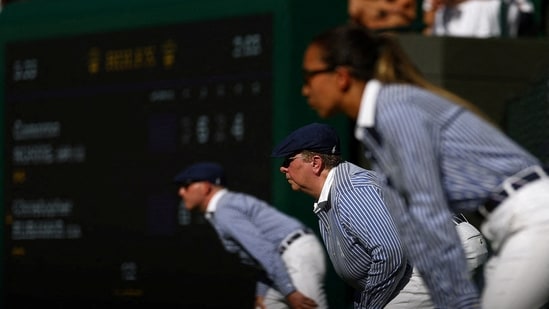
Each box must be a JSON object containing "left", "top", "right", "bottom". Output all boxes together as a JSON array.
[
  {"left": 264, "top": 233, "right": 328, "bottom": 309},
  {"left": 386, "top": 220, "right": 488, "bottom": 308},
  {"left": 385, "top": 267, "right": 433, "bottom": 309},
  {"left": 481, "top": 177, "right": 549, "bottom": 309}
]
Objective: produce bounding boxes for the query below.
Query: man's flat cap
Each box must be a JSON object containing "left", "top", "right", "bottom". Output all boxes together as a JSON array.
[
  {"left": 173, "top": 162, "right": 227, "bottom": 186},
  {"left": 271, "top": 123, "right": 341, "bottom": 158}
]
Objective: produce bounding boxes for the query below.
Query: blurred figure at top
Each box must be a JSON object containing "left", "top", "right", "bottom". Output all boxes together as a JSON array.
[
  {"left": 348, "top": 0, "right": 421, "bottom": 31},
  {"left": 422, "top": 0, "right": 537, "bottom": 37}
]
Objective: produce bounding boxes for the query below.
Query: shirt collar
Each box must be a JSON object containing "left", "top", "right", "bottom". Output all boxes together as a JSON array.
[
  {"left": 313, "top": 167, "right": 336, "bottom": 214},
  {"left": 205, "top": 188, "right": 228, "bottom": 219},
  {"left": 356, "top": 79, "right": 381, "bottom": 129}
]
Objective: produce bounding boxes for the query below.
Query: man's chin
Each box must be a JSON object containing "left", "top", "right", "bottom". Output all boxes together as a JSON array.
[
  {"left": 184, "top": 205, "right": 195, "bottom": 211},
  {"left": 288, "top": 182, "right": 301, "bottom": 192}
]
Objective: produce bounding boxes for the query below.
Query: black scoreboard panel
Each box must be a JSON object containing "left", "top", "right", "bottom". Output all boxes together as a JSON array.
[
  {"left": 5, "top": 14, "right": 273, "bottom": 237},
  {"left": 1, "top": 0, "right": 350, "bottom": 307},
  {"left": 4, "top": 14, "right": 269, "bottom": 308}
]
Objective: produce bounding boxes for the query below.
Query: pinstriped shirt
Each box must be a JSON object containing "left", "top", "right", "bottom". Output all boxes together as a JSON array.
[
  {"left": 355, "top": 80, "right": 539, "bottom": 308},
  {"left": 315, "top": 162, "right": 411, "bottom": 308},
  {"left": 205, "top": 189, "right": 306, "bottom": 297}
]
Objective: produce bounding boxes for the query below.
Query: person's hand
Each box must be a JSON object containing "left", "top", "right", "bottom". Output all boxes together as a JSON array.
[
  {"left": 255, "top": 295, "right": 267, "bottom": 309},
  {"left": 286, "top": 291, "right": 318, "bottom": 309}
]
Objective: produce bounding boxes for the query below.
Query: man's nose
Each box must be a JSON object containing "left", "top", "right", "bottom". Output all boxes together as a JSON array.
[{"left": 301, "top": 83, "right": 310, "bottom": 97}]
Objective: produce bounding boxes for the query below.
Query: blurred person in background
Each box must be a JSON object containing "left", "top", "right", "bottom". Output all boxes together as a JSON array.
[
  {"left": 348, "top": 0, "right": 420, "bottom": 30},
  {"left": 422, "top": 0, "right": 537, "bottom": 37},
  {"left": 174, "top": 162, "right": 328, "bottom": 309}
]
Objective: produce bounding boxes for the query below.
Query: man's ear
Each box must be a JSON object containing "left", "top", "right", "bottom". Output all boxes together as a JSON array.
[
  {"left": 335, "top": 66, "right": 352, "bottom": 91},
  {"left": 311, "top": 155, "right": 324, "bottom": 176},
  {"left": 197, "top": 182, "right": 212, "bottom": 195}
]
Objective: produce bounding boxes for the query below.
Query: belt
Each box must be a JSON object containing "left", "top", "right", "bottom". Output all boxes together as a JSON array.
[
  {"left": 278, "top": 229, "right": 311, "bottom": 255},
  {"left": 481, "top": 165, "right": 548, "bottom": 216}
]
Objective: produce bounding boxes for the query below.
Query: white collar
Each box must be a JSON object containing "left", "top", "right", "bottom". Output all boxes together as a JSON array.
[
  {"left": 356, "top": 79, "right": 381, "bottom": 129},
  {"left": 205, "top": 188, "right": 228, "bottom": 219},
  {"left": 313, "top": 167, "right": 336, "bottom": 213}
]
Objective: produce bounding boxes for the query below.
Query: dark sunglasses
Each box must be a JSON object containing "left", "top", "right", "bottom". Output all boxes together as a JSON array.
[
  {"left": 302, "top": 66, "right": 335, "bottom": 83},
  {"left": 282, "top": 155, "right": 301, "bottom": 168}
]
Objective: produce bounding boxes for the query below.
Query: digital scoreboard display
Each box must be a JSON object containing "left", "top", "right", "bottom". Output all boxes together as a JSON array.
[{"left": 4, "top": 14, "right": 271, "bottom": 307}]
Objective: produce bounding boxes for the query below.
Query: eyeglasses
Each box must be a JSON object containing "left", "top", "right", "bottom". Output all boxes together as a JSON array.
[
  {"left": 282, "top": 155, "right": 302, "bottom": 168},
  {"left": 302, "top": 67, "right": 335, "bottom": 84}
]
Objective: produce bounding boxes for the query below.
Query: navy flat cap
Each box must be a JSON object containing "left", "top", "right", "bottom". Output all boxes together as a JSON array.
[
  {"left": 174, "top": 162, "right": 227, "bottom": 186},
  {"left": 271, "top": 123, "right": 341, "bottom": 158}
]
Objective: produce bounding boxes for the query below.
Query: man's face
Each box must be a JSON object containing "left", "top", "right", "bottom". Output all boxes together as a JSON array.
[
  {"left": 301, "top": 44, "right": 340, "bottom": 119},
  {"left": 279, "top": 153, "right": 316, "bottom": 197},
  {"left": 279, "top": 154, "right": 304, "bottom": 191},
  {"left": 177, "top": 181, "right": 208, "bottom": 212}
]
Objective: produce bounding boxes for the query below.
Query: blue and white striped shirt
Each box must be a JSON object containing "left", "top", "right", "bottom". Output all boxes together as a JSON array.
[
  {"left": 315, "top": 162, "right": 411, "bottom": 308},
  {"left": 355, "top": 80, "right": 539, "bottom": 308},
  {"left": 206, "top": 189, "right": 306, "bottom": 297}
]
